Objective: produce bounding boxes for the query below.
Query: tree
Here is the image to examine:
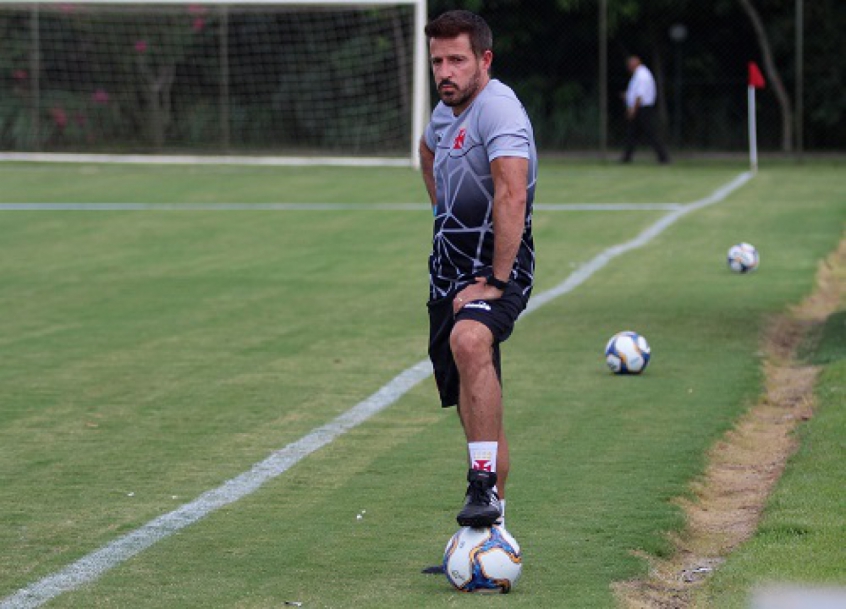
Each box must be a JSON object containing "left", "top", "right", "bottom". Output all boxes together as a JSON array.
[
  {"left": 736, "top": 0, "right": 793, "bottom": 151},
  {"left": 803, "top": 0, "right": 846, "bottom": 148},
  {"left": 124, "top": 7, "right": 214, "bottom": 149}
]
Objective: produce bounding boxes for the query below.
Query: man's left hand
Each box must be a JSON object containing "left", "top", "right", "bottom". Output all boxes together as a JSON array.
[{"left": 453, "top": 277, "right": 503, "bottom": 314}]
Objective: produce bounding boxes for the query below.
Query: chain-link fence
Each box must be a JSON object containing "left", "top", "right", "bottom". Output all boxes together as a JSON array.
[
  {"left": 0, "top": 0, "right": 842, "bottom": 156},
  {"left": 0, "top": 3, "right": 419, "bottom": 156}
]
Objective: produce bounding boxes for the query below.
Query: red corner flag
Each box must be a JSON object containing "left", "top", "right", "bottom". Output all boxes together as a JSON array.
[
  {"left": 748, "top": 62, "right": 766, "bottom": 89},
  {"left": 747, "top": 62, "right": 764, "bottom": 171}
]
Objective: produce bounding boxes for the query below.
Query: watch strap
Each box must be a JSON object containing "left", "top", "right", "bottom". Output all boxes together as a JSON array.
[{"left": 485, "top": 274, "right": 509, "bottom": 291}]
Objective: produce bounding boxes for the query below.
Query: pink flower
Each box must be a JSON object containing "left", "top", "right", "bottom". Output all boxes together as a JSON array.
[
  {"left": 12, "top": 69, "right": 28, "bottom": 81},
  {"left": 50, "top": 107, "right": 68, "bottom": 130},
  {"left": 134, "top": 40, "right": 148, "bottom": 53},
  {"left": 91, "top": 88, "right": 109, "bottom": 104},
  {"left": 192, "top": 17, "right": 205, "bottom": 32},
  {"left": 59, "top": 3, "right": 74, "bottom": 13},
  {"left": 187, "top": 4, "right": 207, "bottom": 16}
]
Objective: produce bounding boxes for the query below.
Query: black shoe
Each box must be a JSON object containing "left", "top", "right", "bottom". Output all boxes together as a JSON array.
[{"left": 456, "top": 469, "right": 502, "bottom": 527}]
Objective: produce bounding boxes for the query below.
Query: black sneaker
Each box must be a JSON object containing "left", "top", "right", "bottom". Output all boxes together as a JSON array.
[{"left": 456, "top": 469, "right": 502, "bottom": 527}]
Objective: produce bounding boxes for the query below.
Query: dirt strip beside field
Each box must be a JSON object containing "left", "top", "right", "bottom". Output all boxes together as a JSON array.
[{"left": 614, "top": 238, "right": 845, "bottom": 609}]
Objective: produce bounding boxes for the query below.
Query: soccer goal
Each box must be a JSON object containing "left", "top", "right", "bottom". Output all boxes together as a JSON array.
[{"left": 0, "top": 0, "right": 429, "bottom": 167}]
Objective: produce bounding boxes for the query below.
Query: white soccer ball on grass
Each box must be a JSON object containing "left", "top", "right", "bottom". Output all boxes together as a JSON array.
[
  {"left": 605, "top": 331, "right": 651, "bottom": 375},
  {"left": 727, "top": 242, "right": 759, "bottom": 273}
]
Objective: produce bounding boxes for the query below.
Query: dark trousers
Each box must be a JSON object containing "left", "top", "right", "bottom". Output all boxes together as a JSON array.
[{"left": 622, "top": 105, "right": 669, "bottom": 163}]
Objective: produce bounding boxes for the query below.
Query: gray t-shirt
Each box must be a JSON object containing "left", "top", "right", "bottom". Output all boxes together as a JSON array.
[{"left": 424, "top": 79, "right": 537, "bottom": 301}]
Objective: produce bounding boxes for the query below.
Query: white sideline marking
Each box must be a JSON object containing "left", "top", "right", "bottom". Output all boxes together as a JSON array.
[
  {"left": 528, "top": 172, "right": 753, "bottom": 312},
  {"left": 0, "top": 202, "right": 426, "bottom": 211},
  {"left": 0, "top": 202, "right": 680, "bottom": 212},
  {"left": 536, "top": 203, "right": 683, "bottom": 211},
  {"left": 0, "top": 152, "right": 412, "bottom": 168},
  {"left": 0, "top": 171, "right": 753, "bottom": 609}
]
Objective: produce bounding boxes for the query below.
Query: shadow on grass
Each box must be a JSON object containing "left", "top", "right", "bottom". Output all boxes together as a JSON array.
[{"left": 802, "top": 310, "right": 846, "bottom": 365}]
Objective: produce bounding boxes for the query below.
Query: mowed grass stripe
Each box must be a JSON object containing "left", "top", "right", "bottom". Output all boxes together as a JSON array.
[
  {"left": 0, "top": 161, "right": 741, "bottom": 205},
  {"left": 1, "top": 173, "right": 751, "bottom": 608}
]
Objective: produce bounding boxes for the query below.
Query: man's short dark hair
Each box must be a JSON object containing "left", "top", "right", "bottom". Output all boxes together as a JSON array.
[{"left": 424, "top": 10, "right": 493, "bottom": 57}]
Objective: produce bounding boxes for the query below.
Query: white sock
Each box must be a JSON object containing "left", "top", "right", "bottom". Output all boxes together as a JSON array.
[{"left": 468, "top": 441, "right": 498, "bottom": 473}]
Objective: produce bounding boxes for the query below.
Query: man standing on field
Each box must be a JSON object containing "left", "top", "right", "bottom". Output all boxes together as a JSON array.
[
  {"left": 621, "top": 55, "right": 669, "bottom": 164},
  {"left": 419, "top": 10, "right": 537, "bottom": 528}
]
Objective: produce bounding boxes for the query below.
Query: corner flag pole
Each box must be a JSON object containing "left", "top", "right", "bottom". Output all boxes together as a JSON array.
[
  {"left": 747, "top": 62, "right": 766, "bottom": 173},
  {"left": 748, "top": 85, "right": 757, "bottom": 173}
]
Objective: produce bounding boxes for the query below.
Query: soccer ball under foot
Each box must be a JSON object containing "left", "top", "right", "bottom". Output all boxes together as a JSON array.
[{"left": 443, "top": 525, "right": 522, "bottom": 594}]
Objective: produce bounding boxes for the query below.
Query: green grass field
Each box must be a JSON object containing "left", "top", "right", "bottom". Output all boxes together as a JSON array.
[{"left": 0, "top": 160, "right": 842, "bottom": 608}]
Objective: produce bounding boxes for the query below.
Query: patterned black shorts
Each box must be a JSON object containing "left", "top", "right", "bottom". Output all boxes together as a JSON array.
[{"left": 427, "top": 283, "right": 528, "bottom": 408}]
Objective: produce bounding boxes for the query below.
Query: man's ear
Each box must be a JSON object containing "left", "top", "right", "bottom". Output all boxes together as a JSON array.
[{"left": 481, "top": 49, "right": 493, "bottom": 72}]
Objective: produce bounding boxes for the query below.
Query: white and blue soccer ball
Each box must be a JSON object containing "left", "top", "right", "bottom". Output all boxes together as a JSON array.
[
  {"left": 443, "top": 525, "right": 522, "bottom": 594},
  {"left": 727, "top": 242, "right": 759, "bottom": 273},
  {"left": 605, "top": 331, "right": 651, "bottom": 375}
]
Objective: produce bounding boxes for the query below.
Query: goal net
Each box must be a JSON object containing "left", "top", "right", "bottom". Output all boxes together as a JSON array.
[{"left": 0, "top": 0, "right": 428, "bottom": 166}]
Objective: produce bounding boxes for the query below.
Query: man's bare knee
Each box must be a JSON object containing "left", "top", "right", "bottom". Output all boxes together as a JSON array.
[{"left": 450, "top": 321, "right": 494, "bottom": 367}]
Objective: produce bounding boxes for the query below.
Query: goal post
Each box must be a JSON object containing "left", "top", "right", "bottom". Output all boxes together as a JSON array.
[{"left": 0, "top": 0, "right": 429, "bottom": 167}]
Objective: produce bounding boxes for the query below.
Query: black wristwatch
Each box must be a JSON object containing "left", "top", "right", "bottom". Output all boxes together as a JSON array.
[{"left": 484, "top": 274, "right": 509, "bottom": 291}]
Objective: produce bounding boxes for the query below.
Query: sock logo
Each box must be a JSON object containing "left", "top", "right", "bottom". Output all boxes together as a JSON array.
[
  {"left": 472, "top": 459, "right": 491, "bottom": 471},
  {"left": 468, "top": 443, "right": 497, "bottom": 473},
  {"left": 472, "top": 452, "right": 493, "bottom": 472}
]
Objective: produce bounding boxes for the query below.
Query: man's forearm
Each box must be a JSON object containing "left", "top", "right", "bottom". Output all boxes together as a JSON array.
[
  {"left": 490, "top": 157, "right": 528, "bottom": 283},
  {"left": 492, "top": 194, "right": 526, "bottom": 282}
]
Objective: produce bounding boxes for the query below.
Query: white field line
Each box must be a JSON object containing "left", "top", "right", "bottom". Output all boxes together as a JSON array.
[
  {"left": 527, "top": 172, "right": 753, "bottom": 312},
  {"left": 0, "top": 152, "right": 413, "bottom": 168},
  {"left": 0, "top": 202, "right": 681, "bottom": 211},
  {"left": 536, "top": 203, "right": 683, "bottom": 211},
  {"left": 0, "top": 171, "right": 753, "bottom": 609}
]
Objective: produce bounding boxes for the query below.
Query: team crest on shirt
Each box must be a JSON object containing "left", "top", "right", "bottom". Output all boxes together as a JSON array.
[{"left": 452, "top": 127, "right": 467, "bottom": 149}]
